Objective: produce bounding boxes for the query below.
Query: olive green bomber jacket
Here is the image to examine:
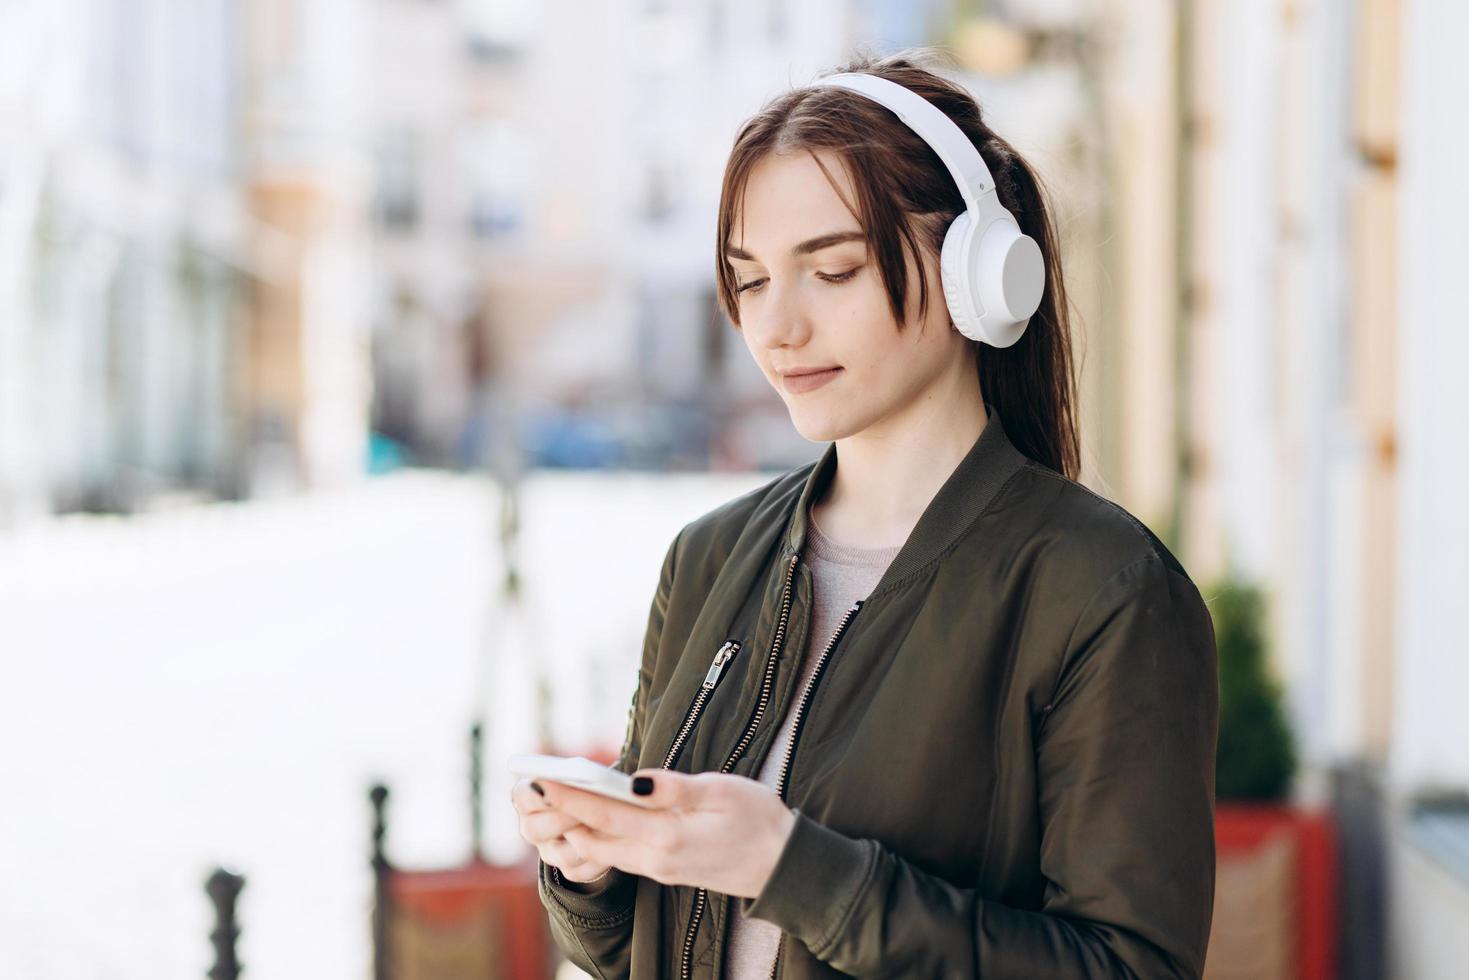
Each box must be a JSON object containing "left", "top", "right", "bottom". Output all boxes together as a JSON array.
[{"left": 536, "top": 406, "right": 1219, "bottom": 979}]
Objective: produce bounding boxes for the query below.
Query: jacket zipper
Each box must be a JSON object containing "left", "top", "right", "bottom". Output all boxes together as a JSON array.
[
  {"left": 763, "top": 599, "right": 863, "bottom": 980},
  {"left": 662, "top": 638, "right": 744, "bottom": 978},
  {"left": 771, "top": 599, "right": 861, "bottom": 800},
  {"left": 678, "top": 552, "right": 799, "bottom": 980},
  {"left": 662, "top": 639, "right": 742, "bottom": 769}
]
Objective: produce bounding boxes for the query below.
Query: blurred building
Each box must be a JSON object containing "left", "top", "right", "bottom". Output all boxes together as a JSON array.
[
  {"left": 0, "top": 0, "right": 251, "bottom": 519},
  {"left": 242, "top": 0, "right": 374, "bottom": 496},
  {"left": 0, "top": 0, "right": 373, "bottom": 523},
  {"left": 357, "top": 0, "right": 887, "bottom": 474},
  {"left": 363, "top": 0, "right": 524, "bottom": 472}
]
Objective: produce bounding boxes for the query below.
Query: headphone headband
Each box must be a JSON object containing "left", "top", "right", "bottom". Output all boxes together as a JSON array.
[{"left": 811, "top": 72, "right": 997, "bottom": 209}]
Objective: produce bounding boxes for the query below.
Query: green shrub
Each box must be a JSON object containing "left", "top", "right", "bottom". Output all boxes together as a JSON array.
[{"left": 1208, "top": 579, "right": 1298, "bottom": 802}]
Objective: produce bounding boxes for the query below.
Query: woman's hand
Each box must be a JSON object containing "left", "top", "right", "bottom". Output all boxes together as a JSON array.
[
  {"left": 510, "top": 777, "right": 615, "bottom": 883},
  {"left": 536, "top": 770, "right": 798, "bottom": 899}
]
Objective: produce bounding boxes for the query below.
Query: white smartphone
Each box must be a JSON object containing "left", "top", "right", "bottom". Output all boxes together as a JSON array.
[{"left": 508, "top": 753, "right": 658, "bottom": 808}]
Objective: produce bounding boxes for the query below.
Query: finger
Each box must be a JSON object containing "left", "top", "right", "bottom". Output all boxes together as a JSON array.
[
  {"left": 511, "top": 778, "right": 552, "bottom": 815},
  {"left": 564, "top": 824, "right": 666, "bottom": 883},
  {"left": 625, "top": 768, "right": 706, "bottom": 810},
  {"left": 540, "top": 836, "right": 593, "bottom": 872},
  {"left": 521, "top": 807, "right": 584, "bottom": 845},
  {"left": 538, "top": 780, "right": 669, "bottom": 839}
]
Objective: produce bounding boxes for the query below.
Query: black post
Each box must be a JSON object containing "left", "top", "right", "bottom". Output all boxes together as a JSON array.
[
  {"left": 205, "top": 866, "right": 245, "bottom": 980},
  {"left": 370, "top": 783, "right": 392, "bottom": 980},
  {"left": 471, "top": 721, "right": 484, "bottom": 861}
]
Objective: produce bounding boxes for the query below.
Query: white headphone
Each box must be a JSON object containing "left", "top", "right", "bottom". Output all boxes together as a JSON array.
[{"left": 810, "top": 72, "right": 1045, "bottom": 348}]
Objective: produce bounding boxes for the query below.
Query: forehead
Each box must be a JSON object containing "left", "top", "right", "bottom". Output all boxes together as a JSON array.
[{"left": 729, "top": 149, "right": 862, "bottom": 256}]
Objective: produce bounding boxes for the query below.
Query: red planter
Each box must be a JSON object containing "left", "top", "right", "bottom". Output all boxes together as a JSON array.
[
  {"left": 388, "top": 854, "right": 553, "bottom": 979},
  {"left": 1210, "top": 803, "right": 1338, "bottom": 980}
]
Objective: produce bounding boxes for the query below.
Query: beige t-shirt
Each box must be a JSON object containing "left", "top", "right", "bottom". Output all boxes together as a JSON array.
[{"left": 722, "top": 507, "right": 900, "bottom": 979}]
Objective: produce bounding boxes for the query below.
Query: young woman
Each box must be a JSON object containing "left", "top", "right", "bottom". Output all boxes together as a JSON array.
[{"left": 512, "top": 49, "right": 1218, "bottom": 979}]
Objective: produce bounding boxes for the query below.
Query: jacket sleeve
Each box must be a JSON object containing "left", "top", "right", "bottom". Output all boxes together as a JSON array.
[
  {"left": 536, "top": 527, "right": 683, "bottom": 980},
  {"left": 741, "top": 555, "right": 1220, "bottom": 979}
]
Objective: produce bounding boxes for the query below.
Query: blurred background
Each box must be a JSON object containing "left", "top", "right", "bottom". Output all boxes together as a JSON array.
[{"left": 1, "top": 0, "right": 1464, "bottom": 977}]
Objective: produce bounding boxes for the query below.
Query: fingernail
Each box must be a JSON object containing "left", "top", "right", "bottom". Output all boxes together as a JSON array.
[
  {"left": 530, "top": 781, "right": 545, "bottom": 797},
  {"left": 632, "top": 776, "right": 653, "bottom": 796}
]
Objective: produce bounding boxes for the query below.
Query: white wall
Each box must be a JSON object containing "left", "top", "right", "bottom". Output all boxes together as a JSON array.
[
  {"left": 1385, "top": 0, "right": 1469, "bottom": 960},
  {"left": 1389, "top": 0, "right": 1469, "bottom": 793}
]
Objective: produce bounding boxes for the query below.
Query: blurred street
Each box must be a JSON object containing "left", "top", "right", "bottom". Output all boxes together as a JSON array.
[{"left": 0, "top": 469, "right": 765, "bottom": 979}]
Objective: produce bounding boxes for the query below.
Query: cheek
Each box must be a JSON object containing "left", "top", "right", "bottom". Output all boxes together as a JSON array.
[
  {"left": 853, "top": 324, "right": 946, "bottom": 396},
  {"left": 840, "top": 311, "right": 910, "bottom": 372}
]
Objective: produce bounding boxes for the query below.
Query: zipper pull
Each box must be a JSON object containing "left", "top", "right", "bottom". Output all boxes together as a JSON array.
[{"left": 702, "top": 640, "right": 740, "bottom": 690}]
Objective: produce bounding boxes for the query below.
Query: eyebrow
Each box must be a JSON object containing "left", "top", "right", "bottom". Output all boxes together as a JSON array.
[{"left": 724, "top": 230, "right": 867, "bottom": 262}]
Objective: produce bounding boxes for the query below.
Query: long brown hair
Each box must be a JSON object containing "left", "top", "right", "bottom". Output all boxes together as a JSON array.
[{"left": 714, "top": 47, "right": 1080, "bottom": 481}]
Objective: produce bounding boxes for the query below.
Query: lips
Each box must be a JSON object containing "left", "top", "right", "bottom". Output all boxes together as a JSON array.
[{"left": 780, "top": 366, "right": 842, "bottom": 394}]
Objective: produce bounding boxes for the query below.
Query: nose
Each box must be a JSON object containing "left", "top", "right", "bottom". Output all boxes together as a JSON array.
[{"left": 744, "top": 277, "right": 812, "bottom": 353}]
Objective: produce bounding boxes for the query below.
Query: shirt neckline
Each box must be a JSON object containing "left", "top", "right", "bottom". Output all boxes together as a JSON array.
[{"left": 805, "top": 505, "right": 904, "bottom": 566}]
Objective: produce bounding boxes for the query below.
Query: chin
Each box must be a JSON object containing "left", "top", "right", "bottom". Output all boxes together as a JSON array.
[{"left": 787, "top": 409, "right": 864, "bottom": 444}]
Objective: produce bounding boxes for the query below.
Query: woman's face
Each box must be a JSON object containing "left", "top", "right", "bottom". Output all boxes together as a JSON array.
[{"left": 727, "top": 148, "right": 971, "bottom": 444}]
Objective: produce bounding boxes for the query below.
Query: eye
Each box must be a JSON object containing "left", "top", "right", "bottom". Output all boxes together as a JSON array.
[
  {"left": 818, "top": 267, "right": 862, "bottom": 285},
  {"left": 735, "top": 266, "right": 862, "bottom": 297}
]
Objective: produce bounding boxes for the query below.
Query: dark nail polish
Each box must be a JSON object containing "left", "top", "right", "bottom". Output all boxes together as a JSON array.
[
  {"left": 632, "top": 776, "right": 654, "bottom": 796},
  {"left": 530, "top": 781, "right": 545, "bottom": 796}
]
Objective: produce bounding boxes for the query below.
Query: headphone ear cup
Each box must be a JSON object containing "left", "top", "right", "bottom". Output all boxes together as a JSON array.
[
  {"left": 974, "top": 219, "right": 1045, "bottom": 348},
  {"left": 940, "top": 211, "right": 985, "bottom": 343}
]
